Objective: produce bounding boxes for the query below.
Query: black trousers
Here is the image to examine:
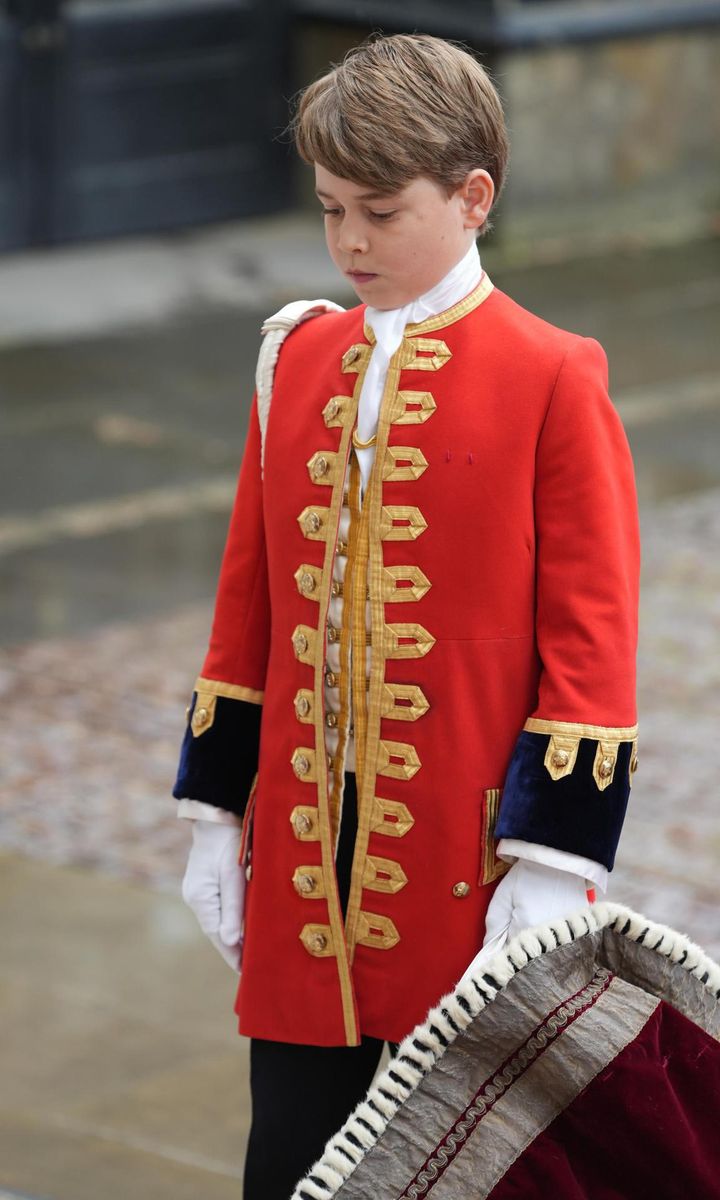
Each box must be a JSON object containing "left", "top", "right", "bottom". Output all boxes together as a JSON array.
[{"left": 243, "top": 771, "right": 395, "bottom": 1199}]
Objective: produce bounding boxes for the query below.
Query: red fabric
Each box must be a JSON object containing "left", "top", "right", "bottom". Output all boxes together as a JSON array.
[
  {"left": 488, "top": 1001, "right": 720, "bottom": 1199},
  {"left": 191, "top": 287, "right": 639, "bottom": 1045}
]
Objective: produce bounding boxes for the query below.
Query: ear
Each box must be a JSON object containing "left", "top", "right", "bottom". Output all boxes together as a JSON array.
[{"left": 458, "top": 169, "right": 495, "bottom": 231}]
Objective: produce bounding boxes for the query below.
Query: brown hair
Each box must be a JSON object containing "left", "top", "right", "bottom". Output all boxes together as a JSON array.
[{"left": 292, "top": 33, "right": 509, "bottom": 236}]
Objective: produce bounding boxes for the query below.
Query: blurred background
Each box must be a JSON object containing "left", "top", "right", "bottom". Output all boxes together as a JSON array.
[{"left": 1, "top": 1, "right": 719, "bottom": 1196}]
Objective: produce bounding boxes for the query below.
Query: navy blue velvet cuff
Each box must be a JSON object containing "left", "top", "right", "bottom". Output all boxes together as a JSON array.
[
  {"left": 495, "top": 730, "right": 633, "bottom": 871},
  {"left": 172, "top": 692, "right": 262, "bottom": 819}
]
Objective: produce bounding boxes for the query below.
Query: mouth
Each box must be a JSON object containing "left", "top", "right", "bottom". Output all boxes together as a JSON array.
[{"left": 347, "top": 270, "right": 378, "bottom": 284}]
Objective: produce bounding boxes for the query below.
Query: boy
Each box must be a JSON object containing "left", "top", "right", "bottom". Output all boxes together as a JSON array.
[{"left": 174, "top": 33, "right": 639, "bottom": 1199}]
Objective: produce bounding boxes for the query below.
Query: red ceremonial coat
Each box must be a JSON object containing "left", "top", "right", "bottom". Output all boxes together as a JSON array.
[{"left": 173, "top": 274, "right": 640, "bottom": 1047}]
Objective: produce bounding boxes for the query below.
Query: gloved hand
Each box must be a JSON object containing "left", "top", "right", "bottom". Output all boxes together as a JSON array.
[
  {"left": 483, "top": 858, "right": 591, "bottom": 947},
  {"left": 181, "top": 820, "right": 246, "bottom": 973}
]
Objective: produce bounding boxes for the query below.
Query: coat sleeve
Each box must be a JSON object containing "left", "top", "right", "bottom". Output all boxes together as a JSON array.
[
  {"left": 172, "top": 393, "right": 270, "bottom": 818},
  {"left": 495, "top": 336, "right": 640, "bottom": 871}
]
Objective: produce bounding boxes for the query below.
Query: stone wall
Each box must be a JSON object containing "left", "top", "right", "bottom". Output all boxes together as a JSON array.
[{"left": 295, "top": 23, "right": 720, "bottom": 258}]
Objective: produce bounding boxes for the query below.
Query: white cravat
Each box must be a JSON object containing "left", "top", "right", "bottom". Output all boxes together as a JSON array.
[{"left": 354, "top": 240, "right": 483, "bottom": 495}]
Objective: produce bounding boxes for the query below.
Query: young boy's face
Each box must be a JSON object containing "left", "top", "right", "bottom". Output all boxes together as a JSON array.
[{"left": 315, "top": 164, "right": 492, "bottom": 310}]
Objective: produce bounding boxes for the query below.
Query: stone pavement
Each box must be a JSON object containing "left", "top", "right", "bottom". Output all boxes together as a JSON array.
[{"left": 1, "top": 226, "right": 719, "bottom": 1198}]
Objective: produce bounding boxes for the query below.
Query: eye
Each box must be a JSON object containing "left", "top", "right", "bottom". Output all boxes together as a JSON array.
[
  {"left": 321, "top": 207, "right": 342, "bottom": 218},
  {"left": 369, "top": 210, "right": 396, "bottom": 222}
]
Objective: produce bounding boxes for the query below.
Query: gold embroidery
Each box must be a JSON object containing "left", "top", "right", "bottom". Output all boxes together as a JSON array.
[
  {"left": 384, "top": 622, "right": 436, "bottom": 658},
  {"left": 362, "top": 855, "right": 408, "bottom": 895},
  {"left": 297, "top": 505, "right": 330, "bottom": 541},
  {"left": 291, "top": 624, "right": 317, "bottom": 666},
  {"left": 370, "top": 796, "right": 415, "bottom": 838},
  {"left": 382, "top": 445, "right": 429, "bottom": 482},
  {"left": 293, "top": 688, "right": 314, "bottom": 723},
  {"left": 379, "top": 505, "right": 428, "bottom": 541},
  {"left": 299, "top": 924, "right": 335, "bottom": 957},
  {"left": 193, "top": 676, "right": 264, "bottom": 705},
  {"left": 294, "top": 563, "right": 322, "bottom": 600},
  {"left": 292, "top": 865, "right": 326, "bottom": 898},
  {"left": 290, "top": 805, "right": 320, "bottom": 841},
  {"left": 381, "top": 565, "right": 431, "bottom": 603},
  {"left": 323, "top": 395, "right": 350, "bottom": 428},
  {"left": 380, "top": 682, "right": 429, "bottom": 721},
  {"left": 525, "top": 718, "right": 638, "bottom": 740},
  {"left": 399, "top": 337, "right": 452, "bottom": 373},
  {"left": 544, "top": 735, "right": 581, "bottom": 781},
  {"left": 391, "top": 390, "right": 437, "bottom": 425},
  {"left": 307, "top": 450, "right": 343, "bottom": 487},
  {"left": 377, "top": 739, "right": 421, "bottom": 780},
  {"left": 190, "top": 692, "right": 217, "bottom": 737},
  {"left": 480, "top": 788, "right": 511, "bottom": 886},
  {"left": 355, "top": 912, "right": 400, "bottom": 950}
]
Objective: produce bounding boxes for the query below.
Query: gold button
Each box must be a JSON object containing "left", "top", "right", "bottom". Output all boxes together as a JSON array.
[
  {"left": 313, "top": 455, "right": 329, "bottom": 478},
  {"left": 310, "top": 932, "right": 328, "bottom": 952},
  {"left": 337, "top": 539, "right": 348, "bottom": 555},
  {"left": 345, "top": 346, "right": 360, "bottom": 365},
  {"left": 295, "top": 873, "right": 317, "bottom": 895},
  {"left": 295, "top": 695, "right": 310, "bottom": 718},
  {"left": 452, "top": 882, "right": 471, "bottom": 898},
  {"left": 300, "top": 571, "right": 316, "bottom": 593},
  {"left": 326, "top": 712, "right": 338, "bottom": 728},
  {"left": 327, "top": 624, "right": 339, "bottom": 643},
  {"left": 331, "top": 580, "right": 341, "bottom": 597},
  {"left": 327, "top": 752, "right": 333, "bottom": 769},
  {"left": 293, "top": 811, "right": 313, "bottom": 836},
  {"left": 192, "top": 706, "right": 209, "bottom": 729},
  {"left": 293, "top": 632, "right": 308, "bottom": 655},
  {"left": 550, "top": 749, "right": 570, "bottom": 769},
  {"left": 245, "top": 863, "right": 253, "bottom": 882},
  {"left": 305, "top": 511, "right": 322, "bottom": 534},
  {"left": 293, "top": 754, "right": 310, "bottom": 777},
  {"left": 326, "top": 398, "right": 340, "bottom": 419},
  {"left": 630, "top": 754, "right": 639, "bottom": 774},
  {"left": 325, "top": 670, "right": 337, "bottom": 687},
  {"left": 599, "top": 756, "right": 615, "bottom": 778}
]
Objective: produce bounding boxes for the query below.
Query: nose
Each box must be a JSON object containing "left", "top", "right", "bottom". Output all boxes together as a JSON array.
[{"left": 336, "top": 217, "right": 369, "bottom": 256}]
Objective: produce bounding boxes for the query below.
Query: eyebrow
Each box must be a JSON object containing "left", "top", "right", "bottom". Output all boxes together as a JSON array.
[{"left": 315, "top": 188, "right": 397, "bottom": 203}]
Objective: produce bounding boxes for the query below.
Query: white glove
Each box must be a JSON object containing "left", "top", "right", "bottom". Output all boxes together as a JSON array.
[
  {"left": 483, "top": 858, "right": 590, "bottom": 948},
  {"left": 181, "top": 820, "right": 246, "bottom": 973}
]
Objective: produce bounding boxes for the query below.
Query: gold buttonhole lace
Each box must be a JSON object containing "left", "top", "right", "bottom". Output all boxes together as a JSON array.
[{"left": 352, "top": 427, "right": 377, "bottom": 449}]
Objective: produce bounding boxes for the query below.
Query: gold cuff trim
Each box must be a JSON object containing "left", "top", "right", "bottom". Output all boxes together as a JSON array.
[
  {"left": 291, "top": 624, "right": 317, "bottom": 666},
  {"left": 297, "top": 505, "right": 330, "bottom": 541},
  {"left": 291, "top": 746, "right": 318, "bottom": 782},
  {"left": 299, "top": 924, "right": 335, "bottom": 957},
  {"left": 525, "top": 718, "right": 638, "bottom": 740},
  {"left": 480, "top": 788, "right": 511, "bottom": 886},
  {"left": 370, "top": 796, "right": 415, "bottom": 838},
  {"left": 377, "top": 739, "right": 421, "bottom": 780},
  {"left": 380, "top": 683, "right": 429, "bottom": 722},
  {"left": 322, "top": 395, "right": 350, "bottom": 428},
  {"left": 356, "top": 911, "right": 400, "bottom": 951},
  {"left": 290, "top": 805, "right": 320, "bottom": 841},
  {"left": 391, "top": 390, "right": 437, "bottom": 426},
  {"left": 292, "top": 865, "right": 326, "bottom": 898},
  {"left": 379, "top": 505, "right": 428, "bottom": 541},
  {"left": 362, "top": 855, "right": 408, "bottom": 895},
  {"left": 307, "top": 450, "right": 343, "bottom": 487},
  {"left": 194, "top": 677, "right": 264, "bottom": 705},
  {"left": 190, "top": 692, "right": 217, "bottom": 737},
  {"left": 295, "top": 563, "right": 323, "bottom": 600},
  {"left": 384, "top": 622, "right": 436, "bottom": 659},
  {"left": 382, "top": 446, "right": 429, "bottom": 482}
]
